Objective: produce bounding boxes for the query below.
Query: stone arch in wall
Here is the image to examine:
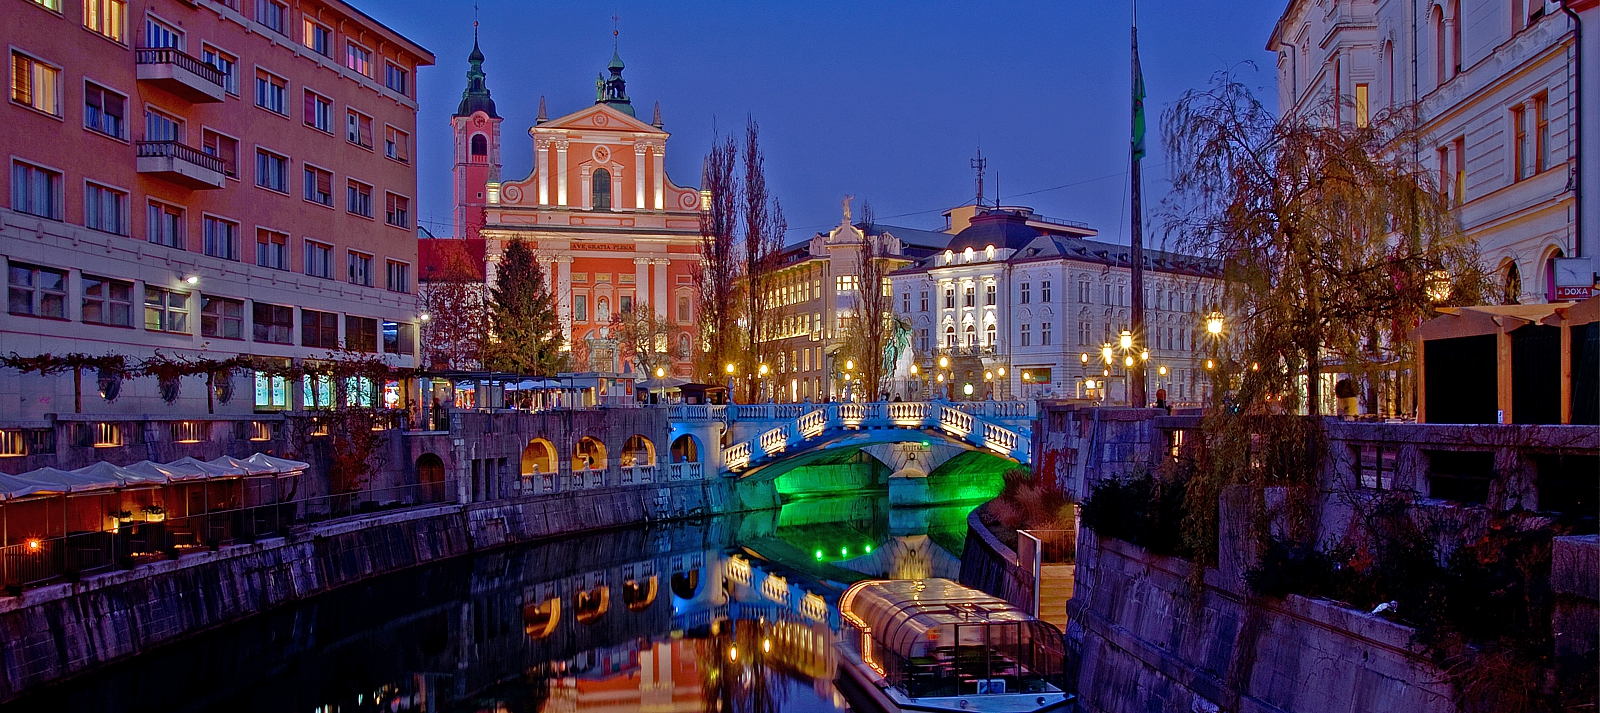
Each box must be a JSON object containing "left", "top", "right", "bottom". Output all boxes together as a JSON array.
[
  {"left": 522, "top": 438, "right": 556, "bottom": 475},
  {"left": 416, "top": 453, "right": 446, "bottom": 501},
  {"left": 573, "top": 436, "right": 607, "bottom": 470},
  {"left": 670, "top": 434, "right": 701, "bottom": 463},
  {"left": 620, "top": 434, "right": 656, "bottom": 467}
]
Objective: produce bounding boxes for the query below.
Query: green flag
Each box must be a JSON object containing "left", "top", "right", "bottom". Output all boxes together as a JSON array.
[{"left": 1132, "top": 29, "right": 1147, "bottom": 161}]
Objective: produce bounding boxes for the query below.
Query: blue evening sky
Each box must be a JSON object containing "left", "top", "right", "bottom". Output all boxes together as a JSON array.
[{"left": 367, "top": 1, "right": 1285, "bottom": 248}]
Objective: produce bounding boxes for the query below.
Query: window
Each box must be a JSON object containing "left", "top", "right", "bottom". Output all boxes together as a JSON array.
[
  {"left": 902, "top": 292, "right": 910, "bottom": 313},
  {"left": 82, "top": 5, "right": 125, "bottom": 43},
  {"left": 144, "top": 107, "right": 181, "bottom": 142},
  {"left": 303, "top": 165, "right": 332, "bottom": 205},
  {"left": 919, "top": 291, "right": 928, "bottom": 311},
  {"left": 384, "top": 192, "right": 409, "bottom": 228},
  {"left": 82, "top": 275, "right": 132, "bottom": 326},
  {"left": 84, "top": 82, "right": 126, "bottom": 138},
  {"left": 1453, "top": 136, "right": 1466, "bottom": 204},
  {"left": 253, "top": 301, "right": 293, "bottom": 343},
  {"left": 254, "top": 370, "right": 288, "bottom": 409},
  {"left": 81, "top": 182, "right": 127, "bottom": 235},
  {"left": 836, "top": 275, "right": 859, "bottom": 293},
  {"left": 1354, "top": 84, "right": 1369, "bottom": 128},
  {"left": 201, "top": 296, "right": 243, "bottom": 339},
  {"left": 347, "top": 180, "right": 372, "bottom": 216},
  {"left": 143, "top": 16, "right": 180, "bottom": 49},
  {"left": 384, "top": 126, "right": 409, "bottom": 162},
  {"left": 918, "top": 328, "right": 929, "bottom": 352},
  {"left": 202, "top": 215, "right": 239, "bottom": 260},
  {"left": 382, "top": 320, "right": 415, "bottom": 355},
  {"left": 301, "top": 308, "right": 338, "bottom": 348},
  {"left": 470, "top": 133, "right": 488, "bottom": 157},
  {"left": 345, "top": 316, "right": 377, "bottom": 352},
  {"left": 256, "top": 229, "right": 288, "bottom": 270},
  {"left": 985, "top": 283, "right": 996, "bottom": 306},
  {"left": 1041, "top": 322, "right": 1052, "bottom": 346},
  {"left": 385, "top": 260, "right": 410, "bottom": 293},
  {"left": 1534, "top": 92, "right": 1549, "bottom": 174},
  {"left": 1433, "top": 7, "right": 1447, "bottom": 84},
  {"left": 1041, "top": 280, "right": 1052, "bottom": 302},
  {"left": 11, "top": 52, "right": 61, "bottom": 116},
  {"left": 254, "top": 70, "right": 286, "bottom": 114},
  {"left": 303, "top": 239, "right": 332, "bottom": 278},
  {"left": 202, "top": 129, "right": 238, "bottom": 177},
  {"left": 985, "top": 323, "right": 996, "bottom": 346},
  {"left": 27, "top": 0, "right": 62, "bottom": 11},
  {"left": 254, "top": 0, "right": 286, "bottom": 34},
  {"left": 944, "top": 287, "right": 955, "bottom": 309},
  {"left": 304, "top": 90, "right": 332, "bottom": 132},
  {"left": 384, "top": 63, "right": 408, "bottom": 94},
  {"left": 347, "top": 250, "right": 373, "bottom": 286},
  {"left": 592, "top": 168, "right": 612, "bottom": 210},
  {"left": 345, "top": 42, "right": 371, "bottom": 76},
  {"left": 1020, "top": 323, "right": 1031, "bottom": 347},
  {"left": 8, "top": 263, "right": 66, "bottom": 318},
  {"left": 255, "top": 149, "right": 288, "bottom": 192},
  {"left": 944, "top": 325, "right": 956, "bottom": 347},
  {"left": 574, "top": 294, "right": 589, "bottom": 321},
  {"left": 346, "top": 110, "right": 373, "bottom": 148},
  {"left": 1078, "top": 320, "right": 1091, "bottom": 346},
  {"left": 146, "top": 201, "right": 184, "bottom": 248},
  {"left": 1020, "top": 282, "right": 1030, "bottom": 304},
  {"left": 964, "top": 324, "right": 976, "bottom": 346},
  {"left": 678, "top": 295, "right": 691, "bottom": 323},
  {"left": 302, "top": 19, "right": 331, "bottom": 56},
  {"left": 620, "top": 295, "right": 633, "bottom": 314},
  {"left": 144, "top": 287, "right": 189, "bottom": 332},
  {"left": 201, "top": 45, "right": 237, "bottom": 94},
  {"left": 1512, "top": 104, "right": 1528, "bottom": 182},
  {"left": 963, "top": 285, "right": 975, "bottom": 307}
]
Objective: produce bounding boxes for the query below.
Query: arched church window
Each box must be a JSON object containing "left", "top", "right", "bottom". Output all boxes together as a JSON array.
[
  {"left": 592, "top": 168, "right": 612, "bottom": 210},
  {"left": 471, "top": 134, "right": 487, "bottom": 158}
]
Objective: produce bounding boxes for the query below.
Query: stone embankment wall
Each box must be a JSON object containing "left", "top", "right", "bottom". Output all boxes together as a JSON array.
[
  {"left": 0, "top": 477, "right": 733, "bottom": 702},
  {"left": 1067, "top": 527, "right": 1458, "bottom": 713},
  {"left": 958, "top": 507, "right": 1033, "bottom": 612}
]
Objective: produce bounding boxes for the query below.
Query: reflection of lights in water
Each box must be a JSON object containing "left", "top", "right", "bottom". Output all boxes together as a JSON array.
[
  {"left": 763, "top": 638, "right": 772, "bottom": 653},
  {"left": 840, "top": 546, "right": 848, "bottom": 556},
  {"left": 728, "top": 645, "right": 738, "bottom": 662},
  {"left": 864, "top": 544, "right": 872, "bottom": 553},
  {"left": 814, "top": 549, "right": 823, "bottom": 560}
]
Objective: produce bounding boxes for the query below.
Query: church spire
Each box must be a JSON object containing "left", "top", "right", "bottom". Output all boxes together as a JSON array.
[
  {"left": 595, "top": 22, "right": 635, "bottom": 116},
  {"left": 455, "top": 21, "right": 498, "bottom": 118}
]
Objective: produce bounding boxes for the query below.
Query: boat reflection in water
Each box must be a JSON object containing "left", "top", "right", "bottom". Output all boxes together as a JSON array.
[{"left": 836, "top": 578, "right": 1071, "bottom": 712}]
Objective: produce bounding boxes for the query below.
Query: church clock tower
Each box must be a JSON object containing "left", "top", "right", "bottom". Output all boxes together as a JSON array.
[{"left": 451, "top": 31, "right": 501, "bottom": 241}]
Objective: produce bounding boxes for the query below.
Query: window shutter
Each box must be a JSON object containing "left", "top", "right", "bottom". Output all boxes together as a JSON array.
[
  {"left": 317, "top": 169, "right": 331, "bottom": 196},
  {"left": 360, "top": 118, "right": 372, "bottom": 147},
  {"left": 12, "top": 55, "right": 31, "bottom": 105}
]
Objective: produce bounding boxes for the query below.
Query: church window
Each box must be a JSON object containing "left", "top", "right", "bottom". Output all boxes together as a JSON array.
[
  {"left": 592, "top": 168, "right": 612, "bottom": 210},
  {"left": 470, "top": 134, "right": 487, "bottom": 158}
]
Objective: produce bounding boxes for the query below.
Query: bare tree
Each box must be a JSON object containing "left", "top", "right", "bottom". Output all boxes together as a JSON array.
[
  {"left": 696, "top": 133, "right": 741, "bottom": 386},
  {"left": 610, "top": 307, "right": 682, "bottom": 379},
  {"left": 739, "top": 117, "right": 788, "bottom": 401},
  {"left": 842, "top": 234, "right": 894, "bottom": 399},
  {"left": 1161, "top": 72, "right": 1486, "bottom": 413},
  {"left": 418, "top": 240, "right": 487, "bottom": 370}
]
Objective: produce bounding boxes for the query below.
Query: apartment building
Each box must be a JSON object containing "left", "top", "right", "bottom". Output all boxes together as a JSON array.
[
  {"left": 2, "top": 0, "right": 433, "bottom": 426},
  {"left": 890, "top": 206, "right": 1223, "bottom": 404},
  {"left": 1267, "top": 0, "right": 1594, "bottom": 304}
]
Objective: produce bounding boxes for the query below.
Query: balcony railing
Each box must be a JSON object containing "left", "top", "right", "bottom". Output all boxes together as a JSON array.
[
  {"left": 136, "top": 140, "right": 226, "bottom": 189},
  {"left": 135, "top": 47, "right": 227, "bottom": 102}
]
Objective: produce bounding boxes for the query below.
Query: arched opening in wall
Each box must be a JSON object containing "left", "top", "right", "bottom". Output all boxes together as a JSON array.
[
  {"left": 572, "top": 436, "right": 607, "bottom": 471},
  {"left": 1501, "top": 260, "right": 1522, "bottom": 305},
  {"left": 985, "top": 323, "right": 996, "bottom": 346},
  {"left": 670, "top": 434, "right": 701, "bottom": 463},
  {"left": 944, "top": 325, "right": 956, "bottom": 347},
  {"left": 522, "top": 597, "right": 560, "bottom": 639},
  {"left": 521, "top": 438, "right": 556, "bottom": 474},
  {"left": 1543, "top": 247, "right": 1566, "bottom": 302},
  {"left": 964, "top": 324, "right": 976, "bottom": 347},
  {"left": 671, "top": 569, "right": 700, "bottom": 599},
  {"left": 592, "top": 168, "right": 612, "bottom": 210},
  {"left": 1384, "top": 40, "right": 1396, "bottom": 108},
  {"left": 620, "top": 435, "right": 655, "bottom": 467},
  {"left": 623, "top": 576, "right": 658, "bottom": 612},
  {"left": 470, "top": 133, "right": 488, "bottom": 159},
  {"left": 574, "top": 585, "right": 609, "bottom": 624},
  {"left": 417, "top": 453, "right": 445, "bottom": 502}
]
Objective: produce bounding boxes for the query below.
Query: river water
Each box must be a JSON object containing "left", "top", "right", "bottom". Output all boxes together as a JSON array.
[{"left": 3, "top": 494, "right": 981, "bottom": 713}]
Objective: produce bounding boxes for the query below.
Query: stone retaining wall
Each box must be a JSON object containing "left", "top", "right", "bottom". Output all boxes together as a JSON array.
[
  {"left": 957, "top": 506, "right": 1033, "bottom": 612},
  {"left": 0, "top": 477, "right": 733, "bottom": 702}
]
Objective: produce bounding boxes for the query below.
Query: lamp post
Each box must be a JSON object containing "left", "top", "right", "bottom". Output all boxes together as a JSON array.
[
  {"left": 655, "top": 366, "right": 666, "bottom": 405},
  {"left": 758, "top": 363, "right": 770, "bottom": 403},
  {"left": 1204, "top": 312, "right": 1225, "bottom": 405}
]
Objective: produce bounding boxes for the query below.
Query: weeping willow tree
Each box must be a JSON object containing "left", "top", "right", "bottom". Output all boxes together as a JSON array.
[{"left": 1161, "top": 72, "right": 1487, "bottom": 414}]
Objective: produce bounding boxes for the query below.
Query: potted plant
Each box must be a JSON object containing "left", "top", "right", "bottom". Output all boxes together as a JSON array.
[{"left": 142, "top": 505, "right": 165, "bottom": 523}]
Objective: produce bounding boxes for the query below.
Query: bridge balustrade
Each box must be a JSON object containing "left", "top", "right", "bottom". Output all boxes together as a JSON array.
[{"left": 716, "top": 400, "right": 1033, "bottom": 473}]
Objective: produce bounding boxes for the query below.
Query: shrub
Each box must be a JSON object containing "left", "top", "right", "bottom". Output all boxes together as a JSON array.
[{"left": 1080, "top": 471, "right": 1190, "bottom": 558}]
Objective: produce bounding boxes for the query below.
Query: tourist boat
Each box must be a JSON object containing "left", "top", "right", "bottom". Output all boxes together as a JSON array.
[{"left": 835, "top": 578, "right": 1073, "bottom": 712}]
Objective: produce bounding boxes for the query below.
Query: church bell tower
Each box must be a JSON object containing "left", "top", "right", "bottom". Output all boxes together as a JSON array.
[{"left": 451, "top": 29, "right": 501, "bottom": 241}]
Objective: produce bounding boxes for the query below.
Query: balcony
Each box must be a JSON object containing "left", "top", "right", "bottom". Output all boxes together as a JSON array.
[
  {"left": 136, "top": 141, "right": 226, "bottom": 189},
  {"left": 135, "top": 47, "right": 226, "bottom": 103}
]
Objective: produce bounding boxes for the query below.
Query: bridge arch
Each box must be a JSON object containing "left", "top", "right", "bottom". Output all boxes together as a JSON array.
[
  {"left": 572, "top": 436, "right": 607, "bottom": 470},
  {"left": 521, "top": 438, "right": 556, "bottom": 475}
]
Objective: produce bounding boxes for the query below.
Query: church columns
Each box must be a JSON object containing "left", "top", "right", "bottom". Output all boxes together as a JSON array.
[
  {"left": 634, "top": 258, "right": 651, "bottom": 311},
  {"left": 556, "top": 140, "right": 570, "bottom": 206},
  {"left": 536, "top": 138, "right": 550, "bottom": 205},
  {"left": 634, "top": 144, "right": 648, "bottom": 210},
  {"left": 555, "top": 256, "right": 573, "bottom": 345},
  {"left": 653, "top": 259, "right": 669, "bottom": 320},
  {"left": 651, "top": 145, "right": 665, "bottom": 210}
]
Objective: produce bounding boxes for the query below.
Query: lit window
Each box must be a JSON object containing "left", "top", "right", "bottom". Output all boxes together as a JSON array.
[
  {"left": 10, "top": 52, "right": 60, "bottom": 116},
  {"left": 302, "top": 19, "right": 331, "bottom": 56},
  {"left": 83, "top": 0, "right": 126, "bottom": 42},
  {"left": 345, "top": 42, "right": 371, "bottom": 76}
]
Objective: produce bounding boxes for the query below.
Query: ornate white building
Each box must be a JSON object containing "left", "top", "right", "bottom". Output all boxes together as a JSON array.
[
  {"left": 889, "top": 206, "right": 1222, "bottom": 405},
  {"left": 1268, "top": 0, "right": 1596, "bottom": 303}
]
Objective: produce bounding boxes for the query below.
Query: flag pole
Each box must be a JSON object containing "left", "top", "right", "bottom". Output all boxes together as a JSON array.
[{"left": 1129, "top": 0, "right": 1148, "bottom": 408}]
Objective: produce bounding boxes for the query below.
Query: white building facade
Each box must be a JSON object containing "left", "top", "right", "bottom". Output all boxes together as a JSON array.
[
  {"left": 889, "top": 207, "right": 1223, "bottom": 406},
  {"left": 1268, "top": 0, "right": 1596, "bottom": 303}
]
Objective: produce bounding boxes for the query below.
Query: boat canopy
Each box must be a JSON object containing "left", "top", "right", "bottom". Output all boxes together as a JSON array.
[{"left": 841, "top": 578, "right": 1054, "bottom": 659}]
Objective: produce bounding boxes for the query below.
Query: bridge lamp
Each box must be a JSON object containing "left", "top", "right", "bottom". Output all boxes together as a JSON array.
[
  {"left": 997, "top": 367, "right": 1005, "bottom": 377},
  {"left": 1124, "top": 355, "right": 1134, "bottom": 368},
  {"left": 984, "top": 370, "right": 993, "bottom": 381},
  {"left": 1141, "top": 350, "right": 1149, "bottom": 362},
  {"left": 910, "top": 364, "right": 919, "bottom": 375},
  {"left": 1119, "top": 330, "right": 1133, "bottom": 350},
  {"left": 963, "top": 383, "right": 974, "bottom": 396},
  {"left": 1206, "top": 313, "right": 1224, "bottom": 335},
  {"left": 655, "top": 367, "right": 665, "bottom": 378},
  {"left": 938, "top": 356, "right": 948, "bottom": 368},
  {"left": 1080, "top": 353, "right": 1089, "bottom": 364},
  {"left": 815, "top": 549, "right": 824, "bottom": 560},
  {"left": 936, "top": 373, "right": 945, "bottom": 383},
  {"left": 1158, "top": 365, "right": 1168, "bottom": 376},
  {"left": 1101, "top": 344, "right": 1113, "bottom": 364},
  {"left": 1103, "top": 368, "right": 1110, "bottom": 377},
  {"left": 841, "top": 546, "right": 849, "bottom": 556}
]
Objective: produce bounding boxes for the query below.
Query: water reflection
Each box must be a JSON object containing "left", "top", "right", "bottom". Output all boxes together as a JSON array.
[{"left": 2, "top": 495, "right": 977, "bottom": 713}]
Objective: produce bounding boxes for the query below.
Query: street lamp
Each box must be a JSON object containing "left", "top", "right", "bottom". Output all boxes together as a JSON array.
[
  {"left": 1101, "top": 344, "right": 1113, "bottom": 364},
  {"left": 938, "top": 356, "right": 948, "bottom": 369},
  {"left": 1206, "top": 313, "right": 1224, "bottom": 336},
  {"left": 1119, "top": 330, "right": 1133, "bottom": 351},
  {"left": 1158, "top": 365, "right": 1168, "bottom": 376}
]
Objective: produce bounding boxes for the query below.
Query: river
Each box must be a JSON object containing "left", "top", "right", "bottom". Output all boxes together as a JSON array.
[{"left": 1, "top": 494, "right": 983, "bottom": 713}]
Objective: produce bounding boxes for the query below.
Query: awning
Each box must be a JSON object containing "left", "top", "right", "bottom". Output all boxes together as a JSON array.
[
  {"left": 241, "top": 453, "right": 309, "bottom": 475},
  {"left": 0, "top": 453, "right": 311, "bottom": 500},
  {"left": 210, "top": 455, "right": 278, "bottom": 476}
]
